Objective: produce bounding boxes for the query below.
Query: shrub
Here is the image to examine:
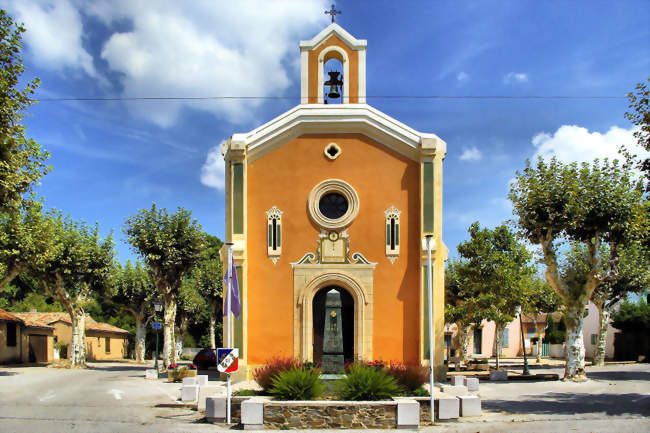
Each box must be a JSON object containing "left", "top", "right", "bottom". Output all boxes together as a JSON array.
[
  {"left": 412, "top": 386, "right": 430, "bottom": 397},
  {"left": 269, "top": 367, "right": 323, "bottom": 400},
  {"left": 386, "top": 363, "right": 428, "bottom": 395},
  {"left": 334, "top": 363, "right": 401, "bottom": 400},
  {"left": 253, "top": 357, "right": 302, "bottom": 392}
]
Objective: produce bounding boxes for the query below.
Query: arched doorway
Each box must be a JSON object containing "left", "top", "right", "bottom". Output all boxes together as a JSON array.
[{"left": 312, "top": 286, "right": 354, "bottom": 365}]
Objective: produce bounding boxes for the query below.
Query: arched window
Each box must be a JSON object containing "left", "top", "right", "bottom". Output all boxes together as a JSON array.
[
  {"left": 385, "top": 206, "right": 401, "bottom": 263},
  {"left": 266, "top": 206, "right": 282, "bottom": 264},
  {"left": 323, "top": 57, "right": 344, "bottom": 104}
]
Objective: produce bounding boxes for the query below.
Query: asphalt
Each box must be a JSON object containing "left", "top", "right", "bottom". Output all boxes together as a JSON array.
[{"left": 0, "top": 360, "right": 648, "bottom": 433}]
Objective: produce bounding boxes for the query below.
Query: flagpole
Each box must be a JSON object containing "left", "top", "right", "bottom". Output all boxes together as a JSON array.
[{"left": 226, "top": 242, "right": 233, "bottom": 424}]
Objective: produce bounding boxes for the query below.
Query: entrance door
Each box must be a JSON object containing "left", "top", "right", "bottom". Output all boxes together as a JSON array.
[
  {"left": 312, "top": 286, "right": 354, "bottom": 365},
  {"left": 473, "top": 328, "right": 482, "bottom": 355}
]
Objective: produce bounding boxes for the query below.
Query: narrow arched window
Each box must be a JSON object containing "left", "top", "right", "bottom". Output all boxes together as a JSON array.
[
  {"left": 266, "top": 207, "right": 283, "bottom": 264},
  {"left": 385, "top": 206, "right": 401, "bottom": 263}
]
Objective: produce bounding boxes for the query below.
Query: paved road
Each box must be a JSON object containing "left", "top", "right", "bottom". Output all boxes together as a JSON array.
[{"left": 0, "top": 361, "right": 648, "bottom": 432}]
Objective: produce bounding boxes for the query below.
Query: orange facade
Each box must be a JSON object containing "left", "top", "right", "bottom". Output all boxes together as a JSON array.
[
  {"left": 246, "top": 134, "right": 421, "bottom": 364},
  {"left": 307, "top": 34, "right": 359, "bottom": 103}
]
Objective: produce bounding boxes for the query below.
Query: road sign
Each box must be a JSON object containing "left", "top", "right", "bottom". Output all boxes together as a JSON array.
[
  {"left": 217, "top": 348, "right": 239, "bottom": 373},
  {"left": 152, "top": 322, "right": 162, "bottom": 329}
]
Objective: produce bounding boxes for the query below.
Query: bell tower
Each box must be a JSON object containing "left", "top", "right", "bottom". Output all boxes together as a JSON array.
[{"left": 300, "top": 23, "right": 367, "bottom": 104}]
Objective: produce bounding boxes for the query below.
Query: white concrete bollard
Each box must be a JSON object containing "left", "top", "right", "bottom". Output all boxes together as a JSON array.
[
  {"left": 145, "top": 369, "right": 158, "bottom": 380},
  {"left": 206, "top": 396, "right": 227, "bottom": 422},
  {"left": 181, "top": 384, "right": 200, "bottom": 402},
  {"left": 241, "top": 399, "right": 264, "bottom": 430},
  {"left": 395, "top": 399, "right": 420, "bottom": 428},
  {"left": 436, "top": 397, "right": 460, "bottom": 420},
  {"left": 457, "top": 395, "right": 481, "bottom": 416},
  {"left": 465, "top": 377, "right": 479, "bottom": 392},
  {"left": 182, "top": 376, "right": 198, "bottom": 386},
  {"left": 451, "top": 375, "right": 465, "bottom": 387},
  {"left": 196, "top": 375, "right": 209, "bottom": 386}
]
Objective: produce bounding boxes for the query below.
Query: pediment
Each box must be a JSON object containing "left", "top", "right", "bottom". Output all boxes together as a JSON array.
[{"left": 299, "top": 23, "right": 367, "bottom": 51}]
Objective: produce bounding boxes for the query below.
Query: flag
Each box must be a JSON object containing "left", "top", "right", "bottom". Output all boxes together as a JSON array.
[{"left": 223, "top": 249, "right": 241, "bottom": 319}]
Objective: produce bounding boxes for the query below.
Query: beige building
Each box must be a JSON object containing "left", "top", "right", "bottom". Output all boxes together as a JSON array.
[
  {"left": 15, "top": 312, "right": 129, "bottom": 361},
  {"left": 0, "top": 308, "right": 55, "bottom": 364}
]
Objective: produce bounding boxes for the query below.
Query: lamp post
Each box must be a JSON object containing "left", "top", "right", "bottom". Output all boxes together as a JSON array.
[
  {"left": 425, "top": 234, "right": 435, "bottom": 423},
  {"left": 153, "top": 298, "right": 163, "bottom": 372},
  {"left": 516, "top": 305, "right": 530, "bottom": 376}
]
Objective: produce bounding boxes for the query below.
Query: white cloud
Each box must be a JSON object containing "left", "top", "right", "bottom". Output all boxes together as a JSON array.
[
  {"left": 90, "top": 0, "right": 328, "bottom": 127},
  {"left": 456, "top": 71, "right": 469, "bottom": 82},
  {"left": 459, "top": 146, "right": 482, "bottom": 161},
  {"left": 503, "top": 72, "right": 528, "bottom": 84},
  {"left": 532, "top": 124, "right": 647, "bottom": 165},
  {"left": 6, "top": 0, "right": 96, "bottom": 77},
  {"left": 200, "top": 144, "right": 226, "bottom": 190}
]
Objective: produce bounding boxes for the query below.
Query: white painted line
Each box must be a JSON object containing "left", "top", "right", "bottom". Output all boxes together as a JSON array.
[
  {"left": 38, "top": 390, "right": 56, "bottom": 402},
  {"left": 108, "top": 389, "right": 124, "bottom": 400}
]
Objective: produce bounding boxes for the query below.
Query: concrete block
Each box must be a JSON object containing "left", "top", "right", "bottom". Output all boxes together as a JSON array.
[
  {"left": 145, "top": 369, "right": 158, "bottom": 380},
  {"left": 458, "top": 395, "right": 481, "bottom": 417},
  {"left": 435, "top": 397, "right": 459, "bottom": 420},
  {"left": 182, "top": 376, "right": 198, "bottom": 386},
  {"left": 241, "top": 399, "right": 264, "bottom": 430},
  {"left": 196, "top": 375, "right": 209, "bottom": 386},
  {"left": 490, "top": 370, "right": 508, "bottom": 381},
  {"left": 451, "top": 375, "right": 465, "bottom": 387},
  {"left": 437, "top": 384, "right": 468, "bottom": 396},
  {"left": 181, "top": 384, "right": 199, "bottom": 402},
  {"left": 465, "top": 377, "right": 479, "bottom": 392},
  {"left": 205, "top": 396, "right": 226, "bottom": 422},
  {"left": 396, "top": 399, "right": 420, "bottom": 428},
  {"left": 198, "top": 386, "right": 227, "bottom": 410}
]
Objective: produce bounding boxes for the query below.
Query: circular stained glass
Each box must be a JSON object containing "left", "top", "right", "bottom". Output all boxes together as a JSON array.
[{"left": 319, "top": 192, "right": 348, "bottom": 219}]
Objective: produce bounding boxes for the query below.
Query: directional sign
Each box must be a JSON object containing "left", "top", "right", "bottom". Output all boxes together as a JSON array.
[
  {"left": 152, "top": 322, "right": 162, "bottom": 330},
  {"left": 217, "top": 348, "right": 239, "bottom": 373}
]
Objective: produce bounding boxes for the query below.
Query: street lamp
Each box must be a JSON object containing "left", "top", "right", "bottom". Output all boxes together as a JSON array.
[
  {"left": 516, "top": 305, "right": 530, "bottom": 376},
  {"left": 153, "top": 298, "right": 163, "bottom": 372}
]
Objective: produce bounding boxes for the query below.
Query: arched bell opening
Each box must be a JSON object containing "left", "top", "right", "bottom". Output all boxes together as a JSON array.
[
  {"left": 312, "top": 285, "right": 355, "bottom": 365},
  {"left": 323, "top": 57, "right": 344, "bottom": 104}
]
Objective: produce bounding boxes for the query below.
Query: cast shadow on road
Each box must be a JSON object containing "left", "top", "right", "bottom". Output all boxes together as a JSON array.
[
  {"left": 484, "top": 392, "right": 650, "bottom": 417},
  {"left": 587, "top": 370, "right": 650, "bottom": 381},
  {"left": 87, "top": 365, "right": 148, "bottom": 372},
  {"left": 0, "top": 371, "right": 18, "bottom": 376}
]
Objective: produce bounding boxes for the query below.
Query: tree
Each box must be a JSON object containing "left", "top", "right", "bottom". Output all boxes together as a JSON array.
[
  {"left": 457, "top": 222, "right": 536, "bottom": 370},
  {"left": 522, "top": 275, "right": 561, "bottom": 363},
  {"left": 123, "top": 204, "right": 204, "bottom": 367},
  {"left": 175, "top": 278, "right": 206, "bottom": 359},
  {"left": 622, "top": 78, "right": 650, "bottom": 194},
  {"left": 0, "top": 199, "right": 54, "bottom": 291},
  {"left": 0, "top": 10, "right": 49, "bottom": 212},
  {"left": 34, "top": 213, "right": 114, "bottom": 367},
  {"left": 113, "top": 260, "right": 157, "bottom": 363},
  {"left": 509, "top": 157, "right": 645, "bottom": 380},
  {"left": 194, "top": 234, "right": 223, "bottom": 349},
  {"left": 444, "top": 258, "right": 483, "bottom": 369}
]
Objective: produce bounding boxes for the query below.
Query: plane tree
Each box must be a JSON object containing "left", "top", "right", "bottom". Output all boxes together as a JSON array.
[{"left": 509, "top": 157, "right": 645, "bottom": 380}]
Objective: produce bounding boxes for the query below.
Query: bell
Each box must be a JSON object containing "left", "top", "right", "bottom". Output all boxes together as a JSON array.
[
  {"left": 327, "top": 84, "right": 340, "bottom": 99},
  {"left": 324, "top": 71, "right": 343, "bottom": 100}
]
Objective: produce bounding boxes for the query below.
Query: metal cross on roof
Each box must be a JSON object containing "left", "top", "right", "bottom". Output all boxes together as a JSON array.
[{"left": 325, "top": 4, "right": 341, "bottom": 23}]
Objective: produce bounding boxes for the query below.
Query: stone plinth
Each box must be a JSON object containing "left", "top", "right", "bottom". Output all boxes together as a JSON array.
[
  {"left": 241, "top": 398, "right": 265, "bottom": 430},
  {"left": 394, "top": 398, "right": 419, "bottom": 429},
  {"left": 145, "top": 369, "right": 158, "bottom": 380},
  {"left": 436, "top": 397, "right": 459, "bottom": 420},
  {"left": 181, "top": 385, "right": 199, "bottom": 402},
  {"left": 458, "top": 395, "right": 481, "bottom": 416},
  {"left": 205, "top": 396, "right": 248, "bottom": 423},
  {"left": 451, "top": 375, "right": 465, "bottom": 387},
  {"left": 465, "top": 377, "right": 479, "bottom": 392}
]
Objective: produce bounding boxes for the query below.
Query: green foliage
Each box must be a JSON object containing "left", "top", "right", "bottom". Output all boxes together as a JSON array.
[
  {"left": 623, "top": 78, "right": 650, "bottom": 193},
  {"left": 611, "top": 300, "right": 650, "bottom": 333},
  {"left": 0, "top": 10, "right": 50, "bottom": 212},
  {"left": 234, "top": 389, "right": 266, "bottom": 397},
  {"left": 385, "top": 363, "right": 428, "bottom": 395},
  {"left": 7, "top": 291, "right": 62, "bottom": 312},
  {"left": 444, "top": 258, "right": 484, "bottom": 327},
  {"left": 253, "top": 356, "right": 303, "bottom": 392},
  {"left": 543, "top": 315, "right": 566, "bottom": 344},
  {"left": 411, "top": 386, "right": 430, "bottom": 397},
  {"left": 269, "top": 367, "right": 323, "bottom": 400},
  {"left": 334, "top": 363, "right": 401, "bottom": 401}
]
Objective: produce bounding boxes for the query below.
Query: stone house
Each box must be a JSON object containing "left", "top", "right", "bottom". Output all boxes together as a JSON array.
[
  {"left": 15, "top": 312, "right": 129, "bottom": 361},
  {"left": 0, "top": 308, "right": 55, "bottom": 364}
]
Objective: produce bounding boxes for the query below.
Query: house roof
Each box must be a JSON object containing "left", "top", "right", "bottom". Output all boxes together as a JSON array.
[
  {"left": 0, "top": 308, "right": 24, "bottom": 323},
  {"left": 14, "top": 312, "right": 127, "bottom": 335}
]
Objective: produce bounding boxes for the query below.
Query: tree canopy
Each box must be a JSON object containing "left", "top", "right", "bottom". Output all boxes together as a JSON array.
[{"left": 623, "top": 78, "right": 650, "bottom": 194}]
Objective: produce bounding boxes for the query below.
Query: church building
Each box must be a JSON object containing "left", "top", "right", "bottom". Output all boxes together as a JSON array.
[{"left": 221, "top": 23, "right": 447, "bottom": 379}]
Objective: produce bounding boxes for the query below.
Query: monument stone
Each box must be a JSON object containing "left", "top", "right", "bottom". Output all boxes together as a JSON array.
[{"left": 321, "top": 289, "right": 344, "bottom": 374}]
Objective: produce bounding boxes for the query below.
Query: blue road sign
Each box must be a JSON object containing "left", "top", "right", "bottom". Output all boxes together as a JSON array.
[{"left": 152, "top": 322, "right": 162, "bottom": 329}]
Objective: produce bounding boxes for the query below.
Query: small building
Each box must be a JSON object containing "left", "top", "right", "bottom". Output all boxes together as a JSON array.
[
  {"left": 0, "top": 308, "right": 55, "bottom": 364},
  {"left": 15, "top": 312, "right": 129, "bottom": 361}
]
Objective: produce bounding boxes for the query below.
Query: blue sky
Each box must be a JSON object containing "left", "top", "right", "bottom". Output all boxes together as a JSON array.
[{"left": 3, "top": 0, "right": 649, "bottom": 263}]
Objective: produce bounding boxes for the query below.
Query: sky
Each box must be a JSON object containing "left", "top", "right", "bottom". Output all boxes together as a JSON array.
[{"left": 2, "top": 0, "right": 649, "bottom": 264}]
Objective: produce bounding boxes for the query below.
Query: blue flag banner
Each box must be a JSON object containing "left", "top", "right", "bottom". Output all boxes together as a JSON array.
[{"left": 223, "top": 249, "right": 241, "bottom": 319}]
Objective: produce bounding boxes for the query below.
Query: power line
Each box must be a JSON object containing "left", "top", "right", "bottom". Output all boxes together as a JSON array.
[{"left": 37, "top": 94, "right": 626, "bottom": 102}]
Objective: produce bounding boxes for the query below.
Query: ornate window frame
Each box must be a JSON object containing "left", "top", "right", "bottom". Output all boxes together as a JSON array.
[
  {"left": 308, "top": 179, "right": 359, "bottom": 230},
  {"left": 266, "top": 206, "right": 282, "bottom": 264},
  {"left": 324, "top": 142, "right": 342, "bottom": 160},
  {"left": 385, "top": 206, "right": 401, "bottom": 263}
]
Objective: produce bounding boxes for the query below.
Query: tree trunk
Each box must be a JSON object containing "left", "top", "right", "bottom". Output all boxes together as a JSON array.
[
  {"left": 0, "top": 265, "right": 21, "bottom": 291},
  {"left": 70, "top": 308, "right": 86, "bottom": 367},
  {"left": 175, "top": 315, "right": 187, "bottom": 361},
  {"left": 135, "top": 314, "right": 146, "bottom": 364},
  {"left": 493, "top": 323, "right": 504, "bottom": 370},
  {"left": 533, "top": 314, "right": 542, "bottom": 363},
  {"left": 209, "top": 314, "right": 216, "bottom": 350},
  {"left": 163, "top": 294, "right": 177, "bottom": 367},
  {"left": 563, "top": 303, "right": 587, "bottom": 381},
  {"left": 592, "top": 301, "right": 609, "bottom": 366}
]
